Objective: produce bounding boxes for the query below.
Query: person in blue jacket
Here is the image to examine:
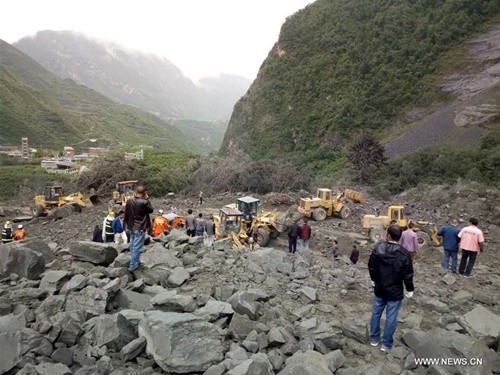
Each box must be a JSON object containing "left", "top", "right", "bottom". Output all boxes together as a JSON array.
[{"left": 437, "top": 219, "right": 461, "bottom": 273}]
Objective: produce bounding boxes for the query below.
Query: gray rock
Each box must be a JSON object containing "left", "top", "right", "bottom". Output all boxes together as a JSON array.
[
  {"left": 342, "top": 317, "right": 368, "bottom": 344},
  {"left": 204, "top": 363, "right": 226, "bottom": 375},
  {"left": 97, "top": 356, "right": 113, "bottom": 375},
  {"left": 194, "top": 299, "right": 235, "bottom": 322},
  {"left": 0, "top": 243, "right": 45, "bottom": 280},
  {"left": 83, "top": 313, "right": 136, "bottom": 352},
  {"left": 458, "top": 305, "right": 500, "bottom": 346},
  {"left": 40, "top": 270, "right": 71, "bottom": 294},
  {"left": 421, "top": 298, "right": 450, "bottom": 313},
  {"left": 0, "top": 312, "right": 26, "bottom": 334},
  {"left": 68, "top": 241, "right": 118, "bottom": 266},
  {"left": 65, "top": 286, "right": 108, "bottom": 319},
  {"left": 227, "top": 291, "right": 259, "bottom": 320},
  {"left": 268, "top": 327, "right": 287, "bottom": 346},
  {"left": 230, "top": 313, "right": 257, "bottom": 340},
  {"left": 34, "top": 363, "right": 72, "bottom": 375},
  {"left": 268, "top": 349, "right": 285, "bottom": 371},
  {"left": 112, "top": 289, "right": 152, "bottom": 311},
  {"left": 246, "top": 248, "right": 287, "bottom": 274},
  {"left": 441, "top": 273, "right": 456, "bottom": 285},
  {"left": 0, "top": 332, "right": 21, "bottom": 373},
  {"left": 51, "top": 347, "right": 74, "bottom": 367},
  {"left": 324, "top": 350, "right": 346, "bottom": 372},
  {"left": 452, "top": 290, "right": 473, "bottom": 303},
  {"left": 141, "top": 243, "right": 183, "bottom": 269},
  {"left": 150, "top": 290, "right": 197, "bottom": 312},
  {"left": 226, "top": 353, "right": 274, "bottom": 375},
  {"left": 390, "top": 346, "right": 410, "bottom": 360},
  {"left": 167, "top": 266, "right": 190, "bottom": 287},
  {"left": 280, "top": 350, "right": 333, "bottom": 375},
  {"left": 61, "top": 274, "right": 88, "bottom": 293},
  {"left": 14, "top": 238, "right": 56, "bottom": 261},
  {"left": 121, "top": 336, "right": 147, "bottom": 361},
  {"left": 299, "top": 286, "right": 317, "bottom": 302},
  {"left": 139, "top": 311, "right": 225, "bottom": 373}
]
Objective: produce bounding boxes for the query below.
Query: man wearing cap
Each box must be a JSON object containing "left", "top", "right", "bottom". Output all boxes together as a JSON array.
[
  {"left": 2, "top": 221, "right": 13, "bottom": 243},
  {"left": 13, "top": 224, "right": 28, "bottom": 241},
  {"left": 152, "top": 209, "right": 169, "bottom": 237}
]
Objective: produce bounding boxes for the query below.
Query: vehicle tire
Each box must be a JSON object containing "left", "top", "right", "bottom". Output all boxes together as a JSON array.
[
  {"left": 72, "top": 204, "right": 82, "bottom": 213},
  {"left": 312, "top": 208, "right": 327, "bottom": 222},
  {"left": 257, "top": 228, "right": 271, "bottom": 247},
  {"left": 370, "top": 228, "right": 385, "bottom": 243},
  {"left": 32, "top": 205, "right": 44, "bottom": 218},
  {"left": 417, "top": 231, "right": 431, "bottom": 248},
  {"left": 270, "top": 228, "right": 280, "bottom": 239},
  {"left": 339, "top": 206, "right": 351, "bottom": 219}
]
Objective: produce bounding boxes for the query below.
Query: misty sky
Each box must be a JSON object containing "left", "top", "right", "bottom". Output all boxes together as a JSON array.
[{"left": 0, "top": 0, "right": 314, "bottom": 82}]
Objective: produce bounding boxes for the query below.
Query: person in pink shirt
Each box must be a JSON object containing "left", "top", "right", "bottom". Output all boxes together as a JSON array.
[
  {"left": 458, "top": 217, "right": 484, "bottom": 278},
  {"left": 399, "top": 222, "right": 419, "bottom": 261}
]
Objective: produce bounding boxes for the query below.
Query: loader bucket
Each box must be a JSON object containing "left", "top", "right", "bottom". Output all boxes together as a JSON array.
[
  {"left": 88, "top": 194, "right": 100, "bottom": 206},
  {"left": 344, "top": 189, "right": 366, "bottom": 205}
]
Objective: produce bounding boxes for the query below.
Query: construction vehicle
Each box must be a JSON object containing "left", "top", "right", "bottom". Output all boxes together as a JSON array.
[
  {"left": 298, "top": 188, "right": 365, "bottom": 221},
  {"left": 112, "top": 180, "right": 138, "bottom": 206},
  {"left": 362, "top": 205, "right": 441, "bottom": 247},
  {"left": 32, "top": 186, "right": 98, "bottom": 218},
  {"left": 216, "top": 196, "right": 286, "bottom": 248}
]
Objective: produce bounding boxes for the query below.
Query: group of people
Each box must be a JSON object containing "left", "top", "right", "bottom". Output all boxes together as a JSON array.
[
  {"left": 287, "top": 218, "right": 312, "bottom": 254},
  {"left": 93, "top": 210, "right": 127, "bottom": 245},
  {"left": 368, "top": 217, "right": 485, "bottom": 353},
  {"left": 2, "top": 221, "right": 27, "bottom": 243},
  {"left": 184, "top": 209, "right": 216, "bottom": 247}
]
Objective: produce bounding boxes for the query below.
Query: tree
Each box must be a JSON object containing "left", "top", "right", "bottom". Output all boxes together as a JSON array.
[{"left": 348, "top": 133, "right": 387, "bottom": 183}]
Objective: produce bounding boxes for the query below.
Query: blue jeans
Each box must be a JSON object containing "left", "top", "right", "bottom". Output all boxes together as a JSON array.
[
  {"left": 288, "top": 237, "right": 297, "bottom": 253},
  {"left": 300, "top": 239, "right": 310, "bottom": 252},
  {"left": 129, "top": 231, "right": 145, "bottom": 270},
  {"left": 442, "top": 249, "right": 458, "bottom": 273},
  {"left": 196, "top": 229, "right": 204, "bottom": 237},
  {"left": 370, "top": 296, "right": 402, "bottom": 349}
]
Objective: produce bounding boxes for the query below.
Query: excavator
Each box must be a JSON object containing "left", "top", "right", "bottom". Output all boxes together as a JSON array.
[{"left": 298, "top": 188, "right": 366, "bottom": 221}]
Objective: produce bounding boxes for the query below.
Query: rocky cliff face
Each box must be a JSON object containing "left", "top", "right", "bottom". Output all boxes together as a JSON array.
[{"left": 220, "top": 0, "right": 500, "bottom": 166}]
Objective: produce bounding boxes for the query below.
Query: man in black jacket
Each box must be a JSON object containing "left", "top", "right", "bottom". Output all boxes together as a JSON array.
[
  {"left": 125, "top": 185, "right": 153, "bottom": 272},
  {"left": 368, "top": 225, "right": 414, "bottom": 352},
  {"left": 287, "top": 219, "right": 300, "bottom": 254}
]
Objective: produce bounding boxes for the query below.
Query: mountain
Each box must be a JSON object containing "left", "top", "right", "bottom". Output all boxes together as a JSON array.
[
  {"left": 14, "top": 31, "right": 251, "bottom": 122},
  {"left": 0, "top": 39, "right": 202, "bottom": 153},
  {"left": 220, "top": 0, "right": 500, "bottom": 170}
]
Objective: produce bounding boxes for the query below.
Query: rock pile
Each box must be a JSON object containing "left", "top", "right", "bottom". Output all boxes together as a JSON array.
[{"left": 0, "top": 227, "right": 499, "bottom": 375}]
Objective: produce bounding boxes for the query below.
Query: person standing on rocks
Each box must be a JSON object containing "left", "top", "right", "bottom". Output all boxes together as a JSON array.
[
  {"left": 102, "top": 211, "right": 115, "bottom": 243},
  {"left": 204, "top": 214, "right": 216, "bottom": 248},
  {"left": 185, "top": 209, "right": 196, "bottom": 237},
  {"left": 298, "top": 218, "right": 312, "bottom": 253},
  {"left": 369, "top": 224, "right": 414, "bottom": 352},
  {"left": 437, "top": 219, "right": 460, "bottom": 273},
  {"left": 330, "top": 239, "right": 340, "bottom": 259},
  {"left": 287, "top": 219, "right": 300, "bottom": 254},
  {"left": 350, "top": 245, "right": 359, "bottom": 264},
  {"left": 13, "top": 224, "right": 27, "bottom": 241},
  {"left": 92, "top": 225, "right": 103, "bottom": 242},
  {"left": 458, "top": 217, "right": 484, "bottom": 278},
  {"left": 125, "top": 185, "right": 153, "bottom": 272},
  {"left": 399, "top": 222, "right": 419, "bottom": 261},
  {"left": 195, "top": 213, "right": 205, "bottom": 237},
  {"left": 199, "top": 191, "right": 203, "bottom": 205},
  {"left": 112, "top": 210, "right": 128, "bottom": 245}
]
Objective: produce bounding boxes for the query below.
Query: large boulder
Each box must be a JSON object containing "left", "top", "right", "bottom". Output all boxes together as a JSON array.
[
  {"left": 82, "top": 313, "right": 136, "bottom": 352},
  {"left": 194, "top": 299, "right": 235, "bottom": 322},
  {"left": 65, "top": 286, "right": 108, "bottom": 318},
  {"left": 0, "top": 243, "right": 45, "bottom": 280},
  {"left": 68, "top": 241, "right": 118, "bottom": 266},
  {"left": 458, "top": 305, "right": 500, "bottom": 347},
  {"left": 141, "top": 243, "right": 183, "bottom": 269},
  {"left": 14, "top": 238, "right": 56, "bottom": 261},
  {"left": 40, "top": 270, "right": 71, "bottom": 294},
  {"left": 167, "top": 267, "right": 190, "bottom": 287},
  {"left": 246, "top": 248, "right": 287, "bottom": 274},
  {"left": 0, "top": 332, "right": 21, "bottom": 374},
  {"left": 139, "top": 311, "right": 225, "bottom": 373},
  {"left": 150, "top": 290, "right": 197, "bottom": 312},
  {"left": 342, "top": 317, "right": 368, "bottom": 344}
]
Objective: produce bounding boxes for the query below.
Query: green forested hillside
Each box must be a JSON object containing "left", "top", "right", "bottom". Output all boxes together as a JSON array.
[
  {"left": 0, "top": 39, "right": 201, "bottom": 153},
  {"left": 221, "top": 0, "right": 499, "bottom": 170}
]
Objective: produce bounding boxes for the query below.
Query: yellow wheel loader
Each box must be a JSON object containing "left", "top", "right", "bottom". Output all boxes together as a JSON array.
[
  {"left": 362, "top": 205, "right": 441, "bottom": 247},
  {"left": 33, "top": 186, "right": 98, "bottom": 218},
  {"left": 298, "top": 188, "right": 365, "bottom": 221},
  {"left": 112, "top": 180, "right": 138, "bottom": 206}
]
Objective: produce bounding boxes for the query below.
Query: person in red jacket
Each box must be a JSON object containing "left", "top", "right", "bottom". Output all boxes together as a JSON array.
[{"left": 299, "top": 218, "right": 312, "bottom": 253}]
